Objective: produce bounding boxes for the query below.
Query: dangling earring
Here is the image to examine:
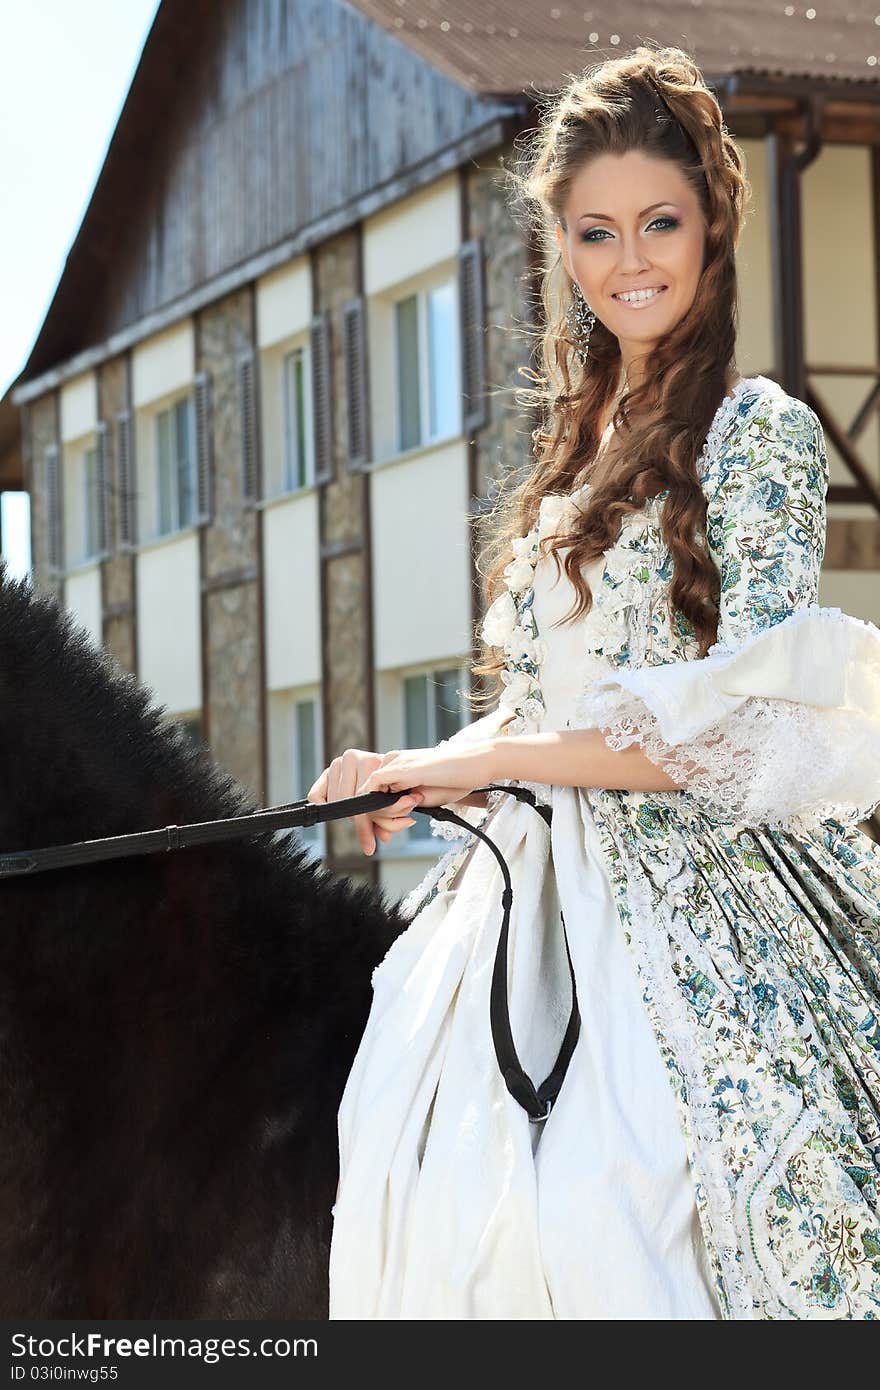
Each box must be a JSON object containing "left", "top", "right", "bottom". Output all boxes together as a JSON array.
[{"left": 565, "top": 280, "right": 596, "bottom": 364}]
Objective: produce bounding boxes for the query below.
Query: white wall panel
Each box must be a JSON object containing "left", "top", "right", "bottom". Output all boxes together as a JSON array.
[
  {"left": 263, "top": 491, "right": 321, "bottom": 690},
  {"left": 364, "top": 172, "right": 460, "bottom": 296},
  {"left": 256, "top": 258, "right": 311, "bottom": 349},
  {"left": 371, "top": 441, "right": 471, "bottom": 668},
  {"left": 60, "top": 374, "right": 97, "bottom": 443},
  {"left": 132, "top": 321, "right": 195, "bottom": 408},
  {"left": 136, "top": 533, "right": 201, "bottom": 712},
  {"left": 64, "top": 565, "right": 102, "bottom": 648},
  {"left": 803, "top": 144, "right": 879, "bottom": 490}
]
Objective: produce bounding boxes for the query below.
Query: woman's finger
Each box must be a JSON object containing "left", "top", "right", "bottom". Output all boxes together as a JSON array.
[
  {"left": 307, "top": 766, "right": 329, "bottom": 802},
  {"left": 356, "top": 777, "right": 423, "bottom": 854}
]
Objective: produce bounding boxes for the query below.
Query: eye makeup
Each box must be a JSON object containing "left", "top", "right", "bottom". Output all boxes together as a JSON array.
[{"left": 580, "top": 215, "right": 680, "bottom": 242}]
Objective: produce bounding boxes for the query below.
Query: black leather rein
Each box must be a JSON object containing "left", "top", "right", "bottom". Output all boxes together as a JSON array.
[{"left": 0, "top": 784, "right": 580, "bottom": 1123}]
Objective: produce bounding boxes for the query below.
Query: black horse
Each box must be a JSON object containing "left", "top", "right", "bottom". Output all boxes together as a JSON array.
[{"left": 0, "top": 564, "right": 408, "bottom": 1318}]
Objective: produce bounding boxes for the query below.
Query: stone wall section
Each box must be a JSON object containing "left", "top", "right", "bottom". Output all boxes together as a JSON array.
[
  {"left": 314, "top": 233, "right": 373, "bottom": 875},
  {"left": 97, "top": 355, "right": 136, "bottom": 675},
  {"left": 197, "top": 289, "right": 263, "bottom": 801}
]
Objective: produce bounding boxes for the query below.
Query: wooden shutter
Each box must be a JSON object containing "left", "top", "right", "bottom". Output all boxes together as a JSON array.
[
  {"left": 94, "top": 420, "right": 111, "bottom": 559},
  {"left": 115, "top": 409, "right": 137, "bottom": 551},
  {"left": 238, "top": 347, "right": 261, "bottom": 505},
  {"left": 343, "top": 296, "right": 370, "bottom": 471},
  {"left": 310, "top": 312, "right": 333, "bottom": 485},
  {"left": 458, "top": 236, "right": 488, "bottom": 433},
  {"left": 194, "top": 370, "right": 213, "bottom": 525},
  {"left": 45, "top": 442, "right": 63, "bottom": 577}
]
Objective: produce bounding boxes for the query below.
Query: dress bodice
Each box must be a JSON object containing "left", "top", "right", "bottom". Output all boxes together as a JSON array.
[
  {"left": 530, "top": 523, "right": 606, "bottom": 734},
  {"left": 484, "top": 475, "right": 697, "bottom": 739}
]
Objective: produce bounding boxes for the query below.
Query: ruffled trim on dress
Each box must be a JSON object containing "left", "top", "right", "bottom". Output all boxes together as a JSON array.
[{"left": 571, "top": 604, "right": 880, "bottom": 831}]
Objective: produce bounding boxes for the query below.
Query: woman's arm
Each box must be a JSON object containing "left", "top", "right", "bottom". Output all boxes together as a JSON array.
[{"left": 485, "top": 728, "right": 682, "bottom": 792}]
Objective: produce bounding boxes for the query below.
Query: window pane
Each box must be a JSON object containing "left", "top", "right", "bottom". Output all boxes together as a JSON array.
[
  {"left": 403, "top": 674, "right": 429, "bottom": 747},
  {"left": 404, "top": 675, "right": 430, "bottom": 845},
  {"left": 295, "top": 353, "right": 307, "bottom": 488},
  {"left": 434, "top": 668, "right": 464, "bottom": 742},
  {"left": 176, "top": 397, "right": 195, "bottom": 528},
  {"left": 0, "top": 492, "right": 31, "bottom": 580},
  {"left": 282, "top": 349, "right": 304, "bottom": 493},
  {"left": 83, "top": 446, "right": 99, "bottom": 559},
  {"left": 395, "top": 295, "right": 421, "bottom": 452},
  {"left": 428, "top": 281, "right": 458, "bottom": 439},
  {"left": 156, "top": 409, "right": 174, "bottom": 534},
  {"left": 296, "top": 698, "right": 317, "bottom": 788},
  {"left": 282, "top": 351, "right": 293, "bottom": 491},
  {"left": 295, "top": 698, "right": 318, "bottom": 845}
]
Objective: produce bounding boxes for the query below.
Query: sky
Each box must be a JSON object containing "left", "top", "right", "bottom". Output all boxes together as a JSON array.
[{"left": 0, "top": 0, "right": 163, "bottom": 574}]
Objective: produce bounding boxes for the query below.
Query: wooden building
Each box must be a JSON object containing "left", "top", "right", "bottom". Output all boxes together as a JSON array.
[{"left": 8, "top": 0, "right": 880, "bottom": 894}]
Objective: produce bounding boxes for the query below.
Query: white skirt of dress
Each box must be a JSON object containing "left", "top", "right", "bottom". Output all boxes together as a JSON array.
[{"left": 328, "top": 785, "right": 722, "bottom": 1319}]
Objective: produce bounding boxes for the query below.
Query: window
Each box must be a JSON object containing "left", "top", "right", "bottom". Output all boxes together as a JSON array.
[
  {"left": 82, "top": 445, "right": 102, "bottom": 562},
  {"left": 268, "top": 694, "right": 324, "bottom": 857},
  {"left": 156, "top": 396, "right": 196, "bottom": 535},
  {"left": 0, "top": 491, "right": 31, "bottom": 580},
  {"left": 261, "top": 343, "right": 314, "bottom": 499},
  {"left": 282, "top": 346, "right": 310, "bottom": 492},
  {"left": 402, "top": 666, "right": 468, "bottom": 847},
  {"left": 63, "top": 440, "right": 104, "bottom": 567},
  {"left": 394, "top": 279, "right": 460, "bottom": 454},
  {"left": 291, "top": 697, "right": 322, "bottom": 851}
]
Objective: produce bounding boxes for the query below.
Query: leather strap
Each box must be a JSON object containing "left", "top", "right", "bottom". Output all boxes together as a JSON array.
[
  {"left": 430, "top": 784, "right": 580, "bottom": 1123},
  {"left": 0, "top": 789, "right": 403, "bottom": 879},
  {"left": 0, "top": 782, "right": 580, "bottom": 1122}
]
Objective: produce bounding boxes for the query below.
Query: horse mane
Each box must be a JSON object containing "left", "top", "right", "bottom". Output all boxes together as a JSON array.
[{"left": 0, "top": 564, "right": 405, "bottom": 1317}]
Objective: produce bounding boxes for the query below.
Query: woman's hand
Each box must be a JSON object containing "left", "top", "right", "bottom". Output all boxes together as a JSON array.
[
  {"left": 307, "top": 740, "right": 497, "bottom": 856},
  {"left": 356, "top": 741, "right": 497, "bottom": 810},
  {"left": 307, "top": 749, "right": 425, "bottom": 857}
]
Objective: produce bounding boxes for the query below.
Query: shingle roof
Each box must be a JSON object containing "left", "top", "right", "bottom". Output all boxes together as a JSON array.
[{"left": 348, "top": 0, "right": 880, "bottom": 95}]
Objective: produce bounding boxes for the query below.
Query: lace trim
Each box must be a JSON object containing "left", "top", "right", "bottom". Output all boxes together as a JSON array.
[
  {"left": 482, "top": 777, "right": 554, "bottom": 813},
  {"left": 398, "top": 838, "right": 474, "bottom": 920},
  {"left": 576, "top": 687, "right": 880, "bottom": 831},
  {"left": 701, "top": 600, "right": 880, "bottom": 661},
  {"left": 429, "top": 815, "right": 476, "bottom": 843}
]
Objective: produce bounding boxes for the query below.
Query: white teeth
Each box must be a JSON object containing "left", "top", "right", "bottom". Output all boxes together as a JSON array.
[{"left": 614, "top": 286, "right": 665, "bottom": 303}]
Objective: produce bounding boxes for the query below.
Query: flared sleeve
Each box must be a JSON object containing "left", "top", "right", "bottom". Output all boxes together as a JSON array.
[{"left": 573, "top": 396, "right": 880, "bottom": 831}]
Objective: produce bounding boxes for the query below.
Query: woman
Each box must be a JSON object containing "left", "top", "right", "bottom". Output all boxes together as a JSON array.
[{"left": 310, "top": 46, "right": 880, "bottom": 1319}]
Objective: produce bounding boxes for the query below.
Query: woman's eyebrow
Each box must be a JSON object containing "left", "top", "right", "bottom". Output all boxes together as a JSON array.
[{"left": 577, "top": 202, "right": 676, "bottom": 222}]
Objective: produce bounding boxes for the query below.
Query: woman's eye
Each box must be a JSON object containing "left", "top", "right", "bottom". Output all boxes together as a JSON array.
[{"left": 580, "top": 216, "right": 679, "bottom": 242}]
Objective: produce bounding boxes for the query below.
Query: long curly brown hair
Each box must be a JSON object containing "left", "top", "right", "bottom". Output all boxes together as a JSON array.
[{"left": 466, "top": 43, "right": 752, "bottom": 726}]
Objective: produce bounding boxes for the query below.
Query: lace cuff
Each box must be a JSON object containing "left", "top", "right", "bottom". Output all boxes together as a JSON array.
[{"left": 571, "top": 605, "right": 880, "bottom": 831}]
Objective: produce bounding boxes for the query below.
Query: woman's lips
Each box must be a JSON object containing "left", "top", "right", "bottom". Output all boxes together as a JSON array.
[{"left": 611, "top": 286, "right": 669, "bottom": 309}]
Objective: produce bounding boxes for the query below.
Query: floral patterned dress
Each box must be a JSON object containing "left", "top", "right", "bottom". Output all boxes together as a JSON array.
[{"left": 329, "top": 375, "right": 880, "bottom": 1320}]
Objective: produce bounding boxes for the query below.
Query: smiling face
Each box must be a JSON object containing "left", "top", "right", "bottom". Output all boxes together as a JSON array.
[{"left": 555, "top": 149, "right": 707, "bottom": 387}]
